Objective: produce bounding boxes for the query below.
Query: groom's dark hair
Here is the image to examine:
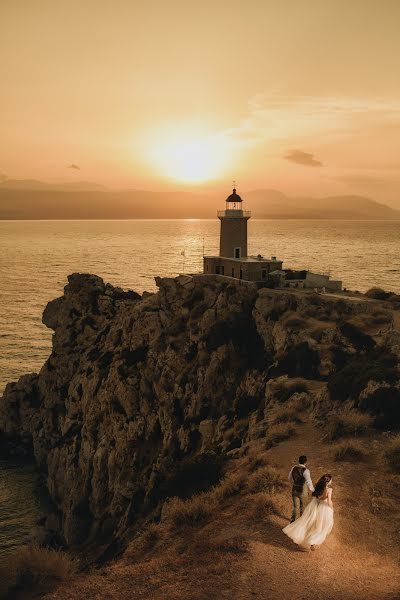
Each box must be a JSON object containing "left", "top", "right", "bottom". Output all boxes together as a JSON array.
[{"left": 299, "top": 455, "right": 307, "bottom": 465}]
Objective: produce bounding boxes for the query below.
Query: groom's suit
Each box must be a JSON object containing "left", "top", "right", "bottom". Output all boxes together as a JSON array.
[{"left": 288, "top": 463, "right": 314, "bottom": 521}]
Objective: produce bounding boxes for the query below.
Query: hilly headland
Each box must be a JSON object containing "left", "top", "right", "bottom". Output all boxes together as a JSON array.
[
  {"left": 0, "top": 274, "right": 399, "bottom": 599},
  {"left": 1, "top": 181, "right": 399, "bottom": 220}
]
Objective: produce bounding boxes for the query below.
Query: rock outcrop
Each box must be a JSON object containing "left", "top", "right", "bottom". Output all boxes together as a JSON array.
[{"left": 0, "top": 274, "right": 399, "bottom": 549}]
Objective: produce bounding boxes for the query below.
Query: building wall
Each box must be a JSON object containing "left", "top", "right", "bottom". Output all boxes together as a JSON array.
[
  {"left": 203, "top": 257, "right": 283, "bottom": 282},
  {"left": 286, "top": 272, "right": 342, "bottom": 290},
  {"left": 219, "top": 217, "right": 249, "bottom": 258},
  {"left": 305, "top": 272, "right": 342, "bottom": 290}
]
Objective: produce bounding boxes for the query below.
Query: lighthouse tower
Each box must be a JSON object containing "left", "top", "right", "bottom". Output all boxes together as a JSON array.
[
  {"left": 203, "top": 186, "right": 283, "bottom": 282},
  {"left": 218, "top": 187, "right": 251, "bottom": 259}
]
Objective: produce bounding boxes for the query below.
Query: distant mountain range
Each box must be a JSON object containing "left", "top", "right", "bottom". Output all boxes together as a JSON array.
[{"left": 0, "top": 179, "right": 399, "bottom": 220}]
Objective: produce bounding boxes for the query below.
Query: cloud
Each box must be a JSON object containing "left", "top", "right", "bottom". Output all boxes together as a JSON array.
[
  {"left": 221, "top": 94, "right": 400, "bottom": 151},
  {"left": 68, "top": 164, "right": 80, "bottom": 170},
  {"left": 284, "top": 149, "right": 323, "bottom": 167}
]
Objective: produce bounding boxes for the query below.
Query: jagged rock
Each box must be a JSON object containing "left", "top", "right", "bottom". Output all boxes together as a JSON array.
[{"left": 0, "top": 273, "right": 398, "bottom": 550}]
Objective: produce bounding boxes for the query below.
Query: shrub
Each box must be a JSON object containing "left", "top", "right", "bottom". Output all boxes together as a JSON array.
[
  {"left": 251, "top": 492, "right": 278, "bottom": 520},
  {"left": 165, "top": 492, "right": 216, "bottom": 527},
  {"left": 204, "top": 312, "right": 267, "bottom": 370},
  {"left": 365, "top": 287, "right": 391, "bottom": 300},
  {"left": 0, "top": 546, "right": 77, "bottom": 599},
  {"left": 265, "top": 423, "right": 296, "bottom": 448},
  {"left": 211, "top": 534, "right": 248, "bottom": 554},
  {"left": 328, "top": 348, "right": 398, "bottom": 402},
  {"left": 385, "top": 435, "right": 400, "bottom": 472},
  {"left": 234, "top": 394, "right": 262, "bottom": 418},
  {"left": 332, "top": 440, "right": 366, "bottom": 461},
  {"left": 365, "top": 287, "right": 400, "bottom": 308},
  {"left": 274, "top": 380, "right": 309, "bottom": 403},
  {"left": 212, "top": 471, "right": 247, "bottom": 502},
  {"left": 369, "top": 312, "right": 393, "bottom": 326},
  {"left": 283, "top": 313, "right": 308, "bottom": 329},
  {"left": 124, "top": 523, "right": 161, "bottom": 561},
  {"left": 325, "top": 410, "right": 372, "bottom": 441},
  {"left": 247, "top": 466, "right": 284, "bottom": 494},
  {"left": 340, "top": 322, "right": 375, "bottom": 351},
  {"left": 273, "top": 342, "right": 320, "bottom": 379},
  {"left": 287, "top": 392, "right": 313, "bottom": 412},
  {"left": 271, "top": 405, "right": 303, "bottom": 425},
  {"left": 162, "top": 452, "right": 225, "bottom": 499},
  {"left": 359, "top": 386, "right": 400, "bottom": 430},
  {"left": 245, "top": 452, "right": 270, "bottom": 473}
]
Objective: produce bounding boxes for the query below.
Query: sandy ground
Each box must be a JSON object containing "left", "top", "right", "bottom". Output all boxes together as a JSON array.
[{"left": 236, "top": 422, "right": 400, "bottom": 600}]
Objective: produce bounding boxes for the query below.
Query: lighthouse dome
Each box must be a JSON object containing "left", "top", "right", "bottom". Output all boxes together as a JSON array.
[{"left": 226, "top": 188, "right": 242, "bottom": 203}]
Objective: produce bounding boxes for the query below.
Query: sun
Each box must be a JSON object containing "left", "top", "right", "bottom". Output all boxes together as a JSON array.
[{"left": 148, "top": 131, "right": 230, "bottom": 184}]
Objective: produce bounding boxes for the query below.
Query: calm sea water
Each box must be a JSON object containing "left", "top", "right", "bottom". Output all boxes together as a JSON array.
[
  {"left": 0, "top": 219, "right": 399, "bottom": 553},
  {"left": 0, "top": 460, "right": 41, "bottom": 557}
]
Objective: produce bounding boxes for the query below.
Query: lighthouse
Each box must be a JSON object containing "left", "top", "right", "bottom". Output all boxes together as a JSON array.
[
  {"left": 203, "top": 187, "right": 283, "bottom": 282},
  {"left": 218, "top": 187, "right": 251, "bottom": 259}
]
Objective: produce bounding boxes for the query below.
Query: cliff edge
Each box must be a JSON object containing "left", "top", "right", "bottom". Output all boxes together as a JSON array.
[{"left": 0, "top": 274, "right": 399, "bottom": 553}]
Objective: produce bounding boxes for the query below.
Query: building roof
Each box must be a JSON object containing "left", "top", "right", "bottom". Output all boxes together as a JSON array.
[{"left": 226, "top": 188, "right": 242, "bottom": 203}]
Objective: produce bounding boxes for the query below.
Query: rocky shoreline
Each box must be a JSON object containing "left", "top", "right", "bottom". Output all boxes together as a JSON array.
[{"left": 0, "top": 273, "right": 399, "bottom": 555}]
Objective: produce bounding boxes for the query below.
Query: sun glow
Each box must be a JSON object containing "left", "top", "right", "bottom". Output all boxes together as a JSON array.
[{"left": 149, "top": 131, "right": 230, "bottom": 184}]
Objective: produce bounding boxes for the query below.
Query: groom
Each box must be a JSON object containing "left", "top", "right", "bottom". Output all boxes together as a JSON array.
[{"left": 288, "top": 455, "right": 314, "bottom": 522}]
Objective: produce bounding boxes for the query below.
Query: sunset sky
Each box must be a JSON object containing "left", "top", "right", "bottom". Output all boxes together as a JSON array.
[{"left": 1, "top": 0, "right": 400, "bottom": 206}]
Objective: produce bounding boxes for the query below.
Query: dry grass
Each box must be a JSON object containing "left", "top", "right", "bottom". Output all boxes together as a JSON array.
[
  {"left": 384, "top": 435, "right": 400, "bottom": 472},
  {"left": 283, "top": 314, "right": 309, "bottom": 329},
  {"left": 245, "top": 451, "right": 270, "bottom": 473},
  {"left": 287, "top": 391, "right": 313, "bottom": 412},
  {"left": 0, "top": 546, "right": 77, "bottom": 599},
  {"left": 247, "top": 465, "right": 284, "bottom": 494},
  {"left": 325, "top": 410, "right": 372, "bottom": 441},
  {"left": 332, "top": 440, "right": 367, "bottom": 462},
  {"left": 273, "top": 378, "right": 310, "bottom": 404},
  {"left": 211, "top": 471, "right": 247, "bottom": 502},
  {"left": 164, "top": 492, "right": 216, "bottom": 527},
  {"left": 250, "top": 492, "right": 279, "bottom": 520},
  {"left": 123, "top": 523, "right": 165, "bottom": 564},
  {"left": 265, "top": 422, "right": 296, "bottom": 448},
  {"left": 210, "top": 533, "right": 249, "bottom": 554},
  {"left": 271, "top": 405, "right": 303, "bottom": 425}
]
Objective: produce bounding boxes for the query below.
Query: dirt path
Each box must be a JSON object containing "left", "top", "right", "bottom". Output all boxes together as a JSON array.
[
  {"left": 236, "top": 421, "right": 400, "bottom": 600},
  {"left": 41, "top": 420, "right": 400, "bottom": 600}
]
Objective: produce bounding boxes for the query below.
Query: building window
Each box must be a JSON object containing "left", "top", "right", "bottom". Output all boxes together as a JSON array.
[
  {"left": 206, "top": 265, "right": 208, "bottom": 272},
  {"left": 234, "top": 247, "right": 241, "bottom": 259},
  {"left": 216, "top": 266, "right": 220, "bottom": 275},
  {"left": 231, "top": 268, "right": 234, "bottom": 277},
  {"left": 239, "top": 269, "right": 243, "bottom": 279},
  {"left": 221, "top": 266, "right": 224, "bottom": 275},
  {"left": 262, "top": 269, "right": 267, "bottom": 279}
]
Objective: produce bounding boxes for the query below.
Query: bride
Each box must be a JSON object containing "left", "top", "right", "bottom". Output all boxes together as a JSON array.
[{"left": 282, "top": 474, "right": 334, "bottom": 551}]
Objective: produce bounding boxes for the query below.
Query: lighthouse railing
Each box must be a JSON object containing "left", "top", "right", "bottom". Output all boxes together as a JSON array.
[{"left": 217, "top": 210, "right": 251, "bottom": 218}]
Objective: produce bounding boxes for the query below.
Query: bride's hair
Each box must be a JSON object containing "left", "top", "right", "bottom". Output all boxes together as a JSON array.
[{"left": 312, "top": 474, "right": 332, "bottom": 498}]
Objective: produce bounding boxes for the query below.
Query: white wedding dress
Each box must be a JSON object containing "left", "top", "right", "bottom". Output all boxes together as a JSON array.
[{"left": 282, "top": 490, "right": 334, "bottom": 547}]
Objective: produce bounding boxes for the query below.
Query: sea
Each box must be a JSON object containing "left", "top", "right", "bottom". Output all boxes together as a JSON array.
[{"left": 0, "top": 218, "right": 400, "bottom": 554}]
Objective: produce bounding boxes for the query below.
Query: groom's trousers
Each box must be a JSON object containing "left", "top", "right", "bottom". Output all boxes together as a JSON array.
[{"left": 291, "top": 493, "right": 305, "bottom": 521}]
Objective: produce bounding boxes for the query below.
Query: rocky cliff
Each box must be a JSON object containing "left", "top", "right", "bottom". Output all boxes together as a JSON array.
[{"left": 0, "top": 274, "right": 399, "bottom": 551}]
